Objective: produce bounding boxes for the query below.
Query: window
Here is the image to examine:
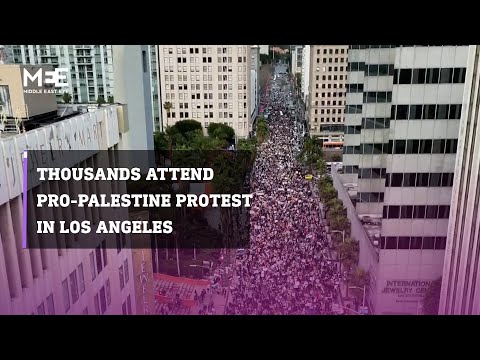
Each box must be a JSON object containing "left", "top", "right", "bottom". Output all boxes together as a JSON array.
[
  {"left": 424, "top": 104, "right": 436, "bottom": 119},
  {"left": 453, "top": 68, "right": 466, "bottom": 83},
  {"left": 62, "top": 278, "right": 70, "bottom": 312},
  {"left": 90, "top": 251, "right": 96, "bottom": 280},
  {"left": 419, "top": 139, "right": 432, "bottom": 154},
  {"left": 142, "top": 50, "right": 147, "bottom": 73},
  {"left": 435, "top": 237, "right": 447, "bottom": 250},
  {"left": 426, "top": 68, "right": 439, "bottom": 84},
  {"left": 423, "top": 237, "right": 435, "bottom": 249},
  {"left": 445, "top": 139, "right": 458, "bottom": 153},
  {"left": 412, "top": 68, "right": 426, "bottom": 84},
  {"left": 127, "top": 295, "right": 132, "bottom": 315},
  {"left": 399, "top": 69, "right": 412, "bottom": 83},
  {"left": 100, "top": 286, "right": 107, "bottom": 314},
  {"left": 449, "top": 104, "right": 462, "bottom": 119},
  {"left": 94, "top": 294, "right": 100, "bottom": 315},
  {"left": 106, "top": 279, "right": 111, "bottom": 306},
  {"left": 95, "top": 245, "right": 103, "bottom": 275},
  {"left": 440, "top": 68, "right": 453, "bottom": 83},
  {"left": 401, "top": 206, "right": 413, "bottom": 219},
  {"left": 398, "top": 237, "right": 410, "bottom": 249},
  {"left": 442, "top": 173, "right": 454, "bottom": 187},
  {"left": 417, "top": 173, "right": 430, "bottom": 187},
  {"left": 393, "top": 140, "right": 406, "bottom": 154},
  {"left": 119, "top": 265, "right": 124, "bottom": 290},
  {"left": 46, "top": 293, "right": 55, "bottom": 315},
  {"left": 36, "top": 302, "right": 45, "bottom": 315},
  {"left": 436, "top": 104, "right": 449, "bottom": 119},
  {"left": 426, "top": 205, "right": 438, "bottom": 219},
  {"left": 413, "top": 206, "right": 426, "bottom": 219},
  {"left": 409, "top": 105, "right": 423, "bottom": 120},
  {"left": 386, "top": 237, "right": 398, "bottom": 249},
  {"left": 432, "top": 139, "right": 446, "bottom": 154},
  {"left": 396, "top": 105, "right": 409, "bottom": 120},
  {"left": 403, "top": 173, "right": 416, "bottom": 187},
  {"left": 69, "top": 270, "right": 79, "bottom": 304}
]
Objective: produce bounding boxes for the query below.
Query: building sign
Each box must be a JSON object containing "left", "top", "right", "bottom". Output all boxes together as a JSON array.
[
  {"left": 381, "top": 280, "right": 432, "bottom": 303},
  {"left": 22, "top": 67, "right": 69, "bottom": 94},
  {"left": 131, "top": 211, "right": 154, "bottom": 315}
]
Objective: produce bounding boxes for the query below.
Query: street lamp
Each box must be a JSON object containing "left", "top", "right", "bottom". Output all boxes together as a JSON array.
[
  {"left": 331, "top": 229, "right": 345, "bottom": 243},
  {"left": 349, "top": 285, "right": 366, "bottom": 308}
]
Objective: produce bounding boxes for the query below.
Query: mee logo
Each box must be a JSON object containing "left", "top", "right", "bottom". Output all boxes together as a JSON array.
[{"left": 23, "top": 67, "right": 69, "bottom": 94}]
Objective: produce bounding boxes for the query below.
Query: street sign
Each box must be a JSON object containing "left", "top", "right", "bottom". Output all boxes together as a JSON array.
[{"left": 359, "top": 306, "right": 368, "bottom": 315}]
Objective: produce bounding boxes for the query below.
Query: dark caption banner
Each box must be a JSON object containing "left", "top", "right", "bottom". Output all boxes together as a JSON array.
[{"left": 26, "top": 150, "right": 253, "bottom": 249}]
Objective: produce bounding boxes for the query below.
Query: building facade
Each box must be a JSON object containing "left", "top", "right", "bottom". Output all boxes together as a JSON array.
[
  {"left": 6, "top": 45, "right": 114, "bottom": 104},
  {"left": 440, "top": 45, "right": 480, "bottom": 315},
  {"left": 301, "top": 45, "right": 311, "bottom": 107},
  {"left": 149, "top": 45, "right": 161, "bottom": 133},
  {"left": 250, "top": 46, "right": 260, "bottom": 122},
  {"left": 340, "top": 45, "right": 468, "bottom": 314},
  {"left": 291, "top": 45, "right": 303, "bottom": 76},
  {"left": 0, "top": 105, "right": 136, "bottom": 315},
  {"left": 157, "top": 45, "right": 252, "bottom": 139},
  {"left": 307, "top": 45, "right": 348, "bottom": 142}
]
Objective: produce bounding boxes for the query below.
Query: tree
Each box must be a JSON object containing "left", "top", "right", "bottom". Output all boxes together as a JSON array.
[
  {"left": 337, "top": 237, "right": 359, "bottom": 298},
  {"left": 97, "top": 96, "right": 106, "bottom": 107},
  {"left": 207, "top": 123, "right": 235, "bottom": 145},
  {"left": 256, "top": 117, "right": 269, "bottom": 144},
  {"left": 62, "top": 92, "right": 72, "bottom": 104},
  {"left": 107, "top": 95, "right": 114, "bottom": 104},
  {"left": 163, "top": 101, "right": 173, "bottom": 129},
  {"left": 316, "top": 158, "right": 327, "bottom": 177},
  {"left": 298, "top": 137, "right": 323, "bottom": 173},
  {"left": 332, "top": 153, "right": 342, "bottom": 162},
  {"left": 348, "top": 267, "right": 370, "bottom": 304},
  {"left": 171, "top": 119, "right": 202, "bottom": 139},
  {"left": 154, "top": 131, "right": 169, "bottom": 151},
  {"left": 422, "top": 277, "right": 442, "bottom": 315}
]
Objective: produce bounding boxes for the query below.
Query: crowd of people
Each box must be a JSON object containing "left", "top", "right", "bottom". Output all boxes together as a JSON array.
[{"left": 226, "top": 69, "right": 342, "bottom": 315}]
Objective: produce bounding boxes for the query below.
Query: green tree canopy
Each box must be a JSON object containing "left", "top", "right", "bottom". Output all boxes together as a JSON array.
[
  {"left": 97, "top": 96, "right": 106, "bottom": 106},
  {"left": 62, "top": 92, "right": 72, "bottom": 104},
  {"left": 107, "top": 95, "right": 114, "bottom": 104},
  {"left": 256, "top": 117, "right": 269, "bottom": 143},
  {"left": 332, "top": 153, "right": 342, "bottom": 162},
  {"left": 207, "top": 123, "right": 235, "bottom": 145},
  {"left": 422, "top": 277, "right": 442, "bottom": 315},
  {"left": 336, "top": 237, "right": 359, "bottom": 270}
]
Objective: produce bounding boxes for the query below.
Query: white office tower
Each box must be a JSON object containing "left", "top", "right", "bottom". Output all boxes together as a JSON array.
[
  {"left": 440, "top": 45, "right": 480, "bottom": 315},
  {"left": 301, "top": 45, "right": 311, "bottom": 106},
  {"left": 6, "top": 45, "right": 114, "bottom": 103},
  {"left": 0, "top": 64, "right": 136, "bottom": 314},
  {"left": 340, "top": 45, "right": 468, "bottom": 314},
  {"left": 250, "top": 46, "right": 260, "bottom": 123},
  {"left": 157, "top": 45, "right": 252, "bottom": 139}
]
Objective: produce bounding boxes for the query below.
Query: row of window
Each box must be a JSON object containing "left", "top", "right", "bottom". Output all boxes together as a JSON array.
[
  {"left": 358, "top": 168, "right": 387, "bottom": 179},
  {"left": 36, "top": 293, "right": 55, "bottom": 315},
  {"left": 344, "top": 165, "right": 359, "bottom": 174},
  {"left": 350, "top": 45, "right": 396, "bottom": 49},
  {"left": 320, "top": 124, "right": 344, "bottom": 132},
  {"left": 391, "top": 104, "right": 462, "bottom": 120},
  {"left": 344, "top": 139, "right": 458, "bottom": 155},
  {"left": 345, "top": 125, "right": 362, "bottom": 134},
  {"left": 362, "top": 117, "right": 390, "bottom": 129},
  {"left": 347, "top": 62, "right": 366, "bottom": 72},
  {"left": 390, "top": 139, "right": 458, "bottom": 155},
  {"left": 383, "top": 205, "right": 450, "bottom": 219},
  {"left": 346, "top": 83, "right": 364, "bottom": 93},
  {"left": 385, "top": 172, "right": 454, "bottom": 187},
  {"left": 119, "top": 258, "right": 130, "bottom": 291},
  {"left": 317, "top": 57, "right": 346, "bottom": 64},
  {"left": 93, "top": 279, "right": 112, "bottom": 315},
  {"left": 345, "top": 105, "right": 363, "bottom": 114},
  {"left": 358, "top": 192, "right": 385, "bottom": 203},
  {"left": 364, "top": 64, "right": 395, "bottom": 77},
  {"left": 312, "top": 117, "right": 344, "bottom": 124},
  {"left": 363, "top": 91, "right": 393, "bottom": 103},
  {"left": 379, "top": 236, "right": 447, "bottom": 250},
  {"left": 62, "top": 262, "right": 86, "bottom": 313},
  {"left": 393, "top": 68, "right": 466, "bottom": 85},
  {"left": 319, "top": 48, "right": 347, "bottom": 55},
  {"left": 122, "top": 295, "right": 133, "bottom": 315}
]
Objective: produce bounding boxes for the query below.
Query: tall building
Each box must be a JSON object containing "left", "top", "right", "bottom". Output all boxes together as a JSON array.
[
  {"left": 0, "top": 46, "right": 155, "bottom": 314},
  {"left": 440, "top": 45, "right": 480, "bottom": 315},
  {"left": 291, "top": 45, "right": 303, "bottom": 76},
  {"left": 149, "top": 45, "right": 161, "bottom": 133},
  {"left": 301, "top": 45, "right": 311, "bottom": 106},
  {"left": 250, "top": 46, "right": 260, "bottom": 122},
  {"left": 307, "top": 45, "right": 348, "bottom": 142},
  {"left": 6, "top": 45, "right": 114, "bottom": 104},
  {"left": 338, "top": 45, "right": 468, "bottom": 314},
  {"left": 157, "top": 45, "right": 252, "bottom": 139}
]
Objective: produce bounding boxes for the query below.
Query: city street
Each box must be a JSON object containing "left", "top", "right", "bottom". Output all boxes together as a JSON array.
[{"left": 222, "top": 65, "right": 343, "bottom": 314}]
